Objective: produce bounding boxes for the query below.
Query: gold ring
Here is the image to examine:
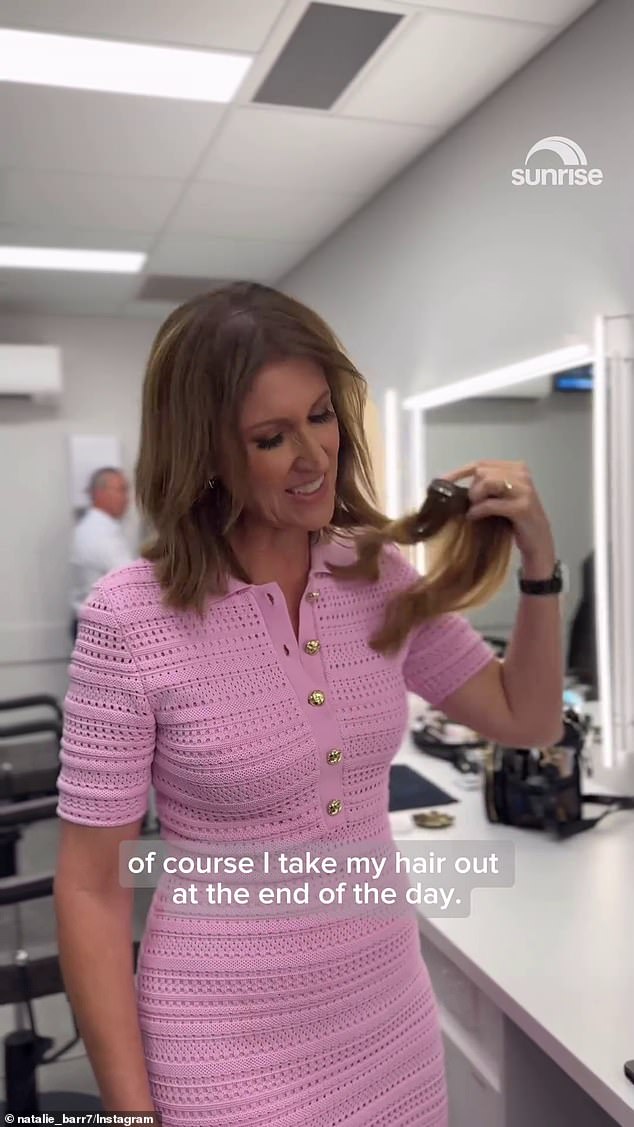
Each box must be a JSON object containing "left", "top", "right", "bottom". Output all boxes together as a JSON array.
[{"left": 503, "top": 479, "right": 514, "bottom": 494}]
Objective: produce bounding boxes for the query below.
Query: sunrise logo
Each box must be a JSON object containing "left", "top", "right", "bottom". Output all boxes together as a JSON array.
[{"left": 512, "top": 136, "right": 603, "bottom": 187}]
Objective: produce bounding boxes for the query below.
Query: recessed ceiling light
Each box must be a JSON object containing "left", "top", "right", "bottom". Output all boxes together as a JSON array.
[
  {"left": 0, "top": 247, "right": 146, "bottom": 272},
  {"left": 0, "top": 27, "right": 252, "bottom": 102}
]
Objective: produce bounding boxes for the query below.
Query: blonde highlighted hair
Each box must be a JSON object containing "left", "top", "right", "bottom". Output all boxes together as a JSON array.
[{"left": 136, "top": 282, "right": 514, "bottom": 654}]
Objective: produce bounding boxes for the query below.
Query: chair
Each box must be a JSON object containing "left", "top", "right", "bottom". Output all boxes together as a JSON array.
[
  {"left": 0, "top": 695, "right": 62, "bottom": 807},
  {"left": 0, "top": 692, "right": 158, "bottom": 1111},
  {"left": 0, "top": 695, "right": 63, "bottom": 892}
]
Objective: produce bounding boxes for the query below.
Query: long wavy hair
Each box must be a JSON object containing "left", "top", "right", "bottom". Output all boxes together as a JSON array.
[{"left": 136, "top": 282, "right": 514, "bottom": 654}]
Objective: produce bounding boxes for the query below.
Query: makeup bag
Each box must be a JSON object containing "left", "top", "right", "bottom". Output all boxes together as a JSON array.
[{"left": 483, "top": 708, "right": 634, "bottom": 839}]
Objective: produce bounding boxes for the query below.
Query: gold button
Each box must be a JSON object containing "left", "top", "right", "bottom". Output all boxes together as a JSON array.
[
  {"left": 327, "top": 748, "right": 342, "bottom": 765},
  {"left": 306, "top": 590, "right": 320, "bottom": 602},
  {"left": 304, "top": 639, "right": 321, "bottom": 655},
  {"left": 327, "top": 799, "right": 343, "bottom": 816},
  {"left": 308, "top": 689, "right": 326, "bottom": 707}
]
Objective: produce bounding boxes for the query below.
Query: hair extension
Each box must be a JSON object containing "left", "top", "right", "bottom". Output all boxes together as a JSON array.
[{"left": 325, "top": 479, "right": 515, "bottom": 655}]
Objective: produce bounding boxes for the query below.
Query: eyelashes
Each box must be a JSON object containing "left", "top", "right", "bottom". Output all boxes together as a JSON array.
[{"left": 255, "top": 407, "right": 337, "bottom": 451}]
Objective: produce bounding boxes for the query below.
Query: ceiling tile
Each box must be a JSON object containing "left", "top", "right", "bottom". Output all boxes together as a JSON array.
[
  {"left": 340, "top": 10, "right": 551, "bottom": 127},
  {"left": 121, "top": 299, "right": 181, "bottom": 320},
  {"left": 147, "top": 234, "right": 312, "bottom": 281},
  {"left": 393, "top": 0, "right": 596, "bottom": 25},
  {"left": 124, "top": 276, "right": 234, "bottom": 319},
  {"left": 168, "top": 181, "right": 363, "bottom": 244},
  {"left": 0, "top": 84, "right": 226, "bottom": 178},
  {"left": 0, "top": 0, "right": 597, "bottom": 320},
  {"left": 312, "top": 0, "right": 411, "bottom": 8},
  {"left": 198, "top": 107, "right": 436, "bottom": 194},
  {"left": 0, "top": 267, "right": 138, "bottom": 316},
  {"left": 0, "top": 0, "right": 286, "bottom": 51},
  {"left": 137, "top": 275, "right": 229, "bottom": 302},
  {"left": 0, "top": 170, "right": 183, "bottom": 233}
]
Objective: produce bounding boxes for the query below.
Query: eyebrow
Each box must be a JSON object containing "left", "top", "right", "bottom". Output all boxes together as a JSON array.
[{"left": 244, "top": 389, "right": 331, "bottom": 433}]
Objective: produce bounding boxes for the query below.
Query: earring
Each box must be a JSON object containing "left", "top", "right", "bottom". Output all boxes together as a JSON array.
[{"left": 208, "top": 476, "right": 219, "bottom": 490}]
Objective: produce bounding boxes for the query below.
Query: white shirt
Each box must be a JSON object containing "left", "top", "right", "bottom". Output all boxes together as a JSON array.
[{"left": 70, "top": 507, "right": 134, "bottom": 615}]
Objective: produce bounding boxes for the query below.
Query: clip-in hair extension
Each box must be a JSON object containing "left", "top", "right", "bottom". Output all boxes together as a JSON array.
[
  {"left": 411, "top": 477, "right": 472, "bottom": 536},
  {"left": 428, "top": 478, "right": 471, "bottom": 509},
  {"left": 323, "top": 474, "right": 515, "bottom": 655}
]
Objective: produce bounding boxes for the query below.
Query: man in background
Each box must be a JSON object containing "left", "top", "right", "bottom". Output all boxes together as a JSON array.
[{"left": 70, "top": 466, "right": 133, "bottom": 640}]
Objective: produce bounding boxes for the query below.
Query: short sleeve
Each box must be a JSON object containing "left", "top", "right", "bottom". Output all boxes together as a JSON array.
[
  {"left": 380, "top": 541, "right": 496, "bottom": 707},
  {"left": 403, "top": 613, "right": 497, "bottom": 707},
  {"left": 57, "top": 583, "right": 156, "bottom": 827}
]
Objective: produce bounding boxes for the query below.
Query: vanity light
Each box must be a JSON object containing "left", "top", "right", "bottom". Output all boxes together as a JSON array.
[
  {"left": 401, "top": 345, "right": 594, "bottom": 413},
  {"left": 591, "top": 316, "right": 613, "bottom": 767},
  {"left": 383, "top": 389, "right": 401, "bottom": 519}
]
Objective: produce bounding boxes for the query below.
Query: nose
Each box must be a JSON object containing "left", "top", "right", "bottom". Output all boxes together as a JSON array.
[{"left": 292, "top": 428, "right": 330, "bottom": 473}]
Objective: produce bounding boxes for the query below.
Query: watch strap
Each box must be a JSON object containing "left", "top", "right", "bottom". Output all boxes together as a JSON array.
[{"left": 518, "top": 559, "right": 564, "bottom": 595}]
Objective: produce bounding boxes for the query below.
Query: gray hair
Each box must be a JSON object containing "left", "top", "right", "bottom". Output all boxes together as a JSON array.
[{"left": 88, "top": 466, "right": 124, "bottom": 499}]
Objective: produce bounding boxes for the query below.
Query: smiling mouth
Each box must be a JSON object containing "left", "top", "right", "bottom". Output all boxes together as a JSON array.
[{"left": 286, "top": 474, "right": 326, "bottom": 496}]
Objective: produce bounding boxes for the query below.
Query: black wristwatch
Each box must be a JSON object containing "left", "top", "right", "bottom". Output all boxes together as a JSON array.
[{"left": 518, "top": 559, "right": 565, "bottom": 595}]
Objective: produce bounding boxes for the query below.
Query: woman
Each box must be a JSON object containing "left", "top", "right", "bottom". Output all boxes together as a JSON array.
[{"left": 54, "top": 283, "right": 563, "bottom": 1126}]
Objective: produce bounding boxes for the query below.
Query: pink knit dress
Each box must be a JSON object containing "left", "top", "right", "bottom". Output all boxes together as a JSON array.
[{"left": 57, "top": 534, "right": 494, "bottom": 1126}]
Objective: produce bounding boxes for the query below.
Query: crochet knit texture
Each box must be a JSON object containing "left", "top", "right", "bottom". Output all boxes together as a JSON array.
[{"left": 57, "top": 534, "right": 494, "bottom": 1126}]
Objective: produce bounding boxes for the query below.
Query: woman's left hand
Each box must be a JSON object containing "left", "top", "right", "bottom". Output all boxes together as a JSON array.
[{"left": 442, "top": 459, "right": 556, "bottom": 566}]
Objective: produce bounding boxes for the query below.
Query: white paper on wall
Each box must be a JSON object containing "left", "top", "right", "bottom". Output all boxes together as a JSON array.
[{"left": 68, "top": 434, "right": 122, "bottom": 510}]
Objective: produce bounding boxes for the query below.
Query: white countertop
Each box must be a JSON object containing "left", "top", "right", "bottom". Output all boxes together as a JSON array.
[{"left": 390, "top": 696, "right": 634, "bottom": 1127}]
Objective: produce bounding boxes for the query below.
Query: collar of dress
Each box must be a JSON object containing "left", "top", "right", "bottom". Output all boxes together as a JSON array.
[{"left": 212, "top": 531, "right": 355, "bottom": 604}]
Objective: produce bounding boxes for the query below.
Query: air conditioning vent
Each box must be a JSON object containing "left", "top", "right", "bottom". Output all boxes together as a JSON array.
[{"left": 0, "top": 345, "right": 62, "bottom": 405}]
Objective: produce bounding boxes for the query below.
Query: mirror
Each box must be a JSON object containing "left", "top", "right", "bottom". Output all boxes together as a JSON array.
[
  {"left": 423, "top": 375, "right": 594, "bottom": 689},
  {"left": 392, "top": 343, "right": 611, "bottom": 759}
]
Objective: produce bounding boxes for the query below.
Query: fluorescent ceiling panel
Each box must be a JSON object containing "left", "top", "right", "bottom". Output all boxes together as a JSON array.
[
  {"left": 0, "top": 246, "right": 145, "bottom": 272},
  {"left": 0, "top": 0, "right": 286, "bottom": 53},
  {"left": 0, "top": 27, "right": 252, "bottom": 102},
  {"left": 253, "top": 2, "right": 402, "bottom": 110}
]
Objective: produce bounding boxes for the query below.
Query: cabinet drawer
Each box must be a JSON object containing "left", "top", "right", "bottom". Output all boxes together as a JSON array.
[
  {"left": 443, "top": 1033, "right": 503, "bottom": 1127},
  {"left": 420, "top": 932, "right": 479, "bottom": 1028},
  {"left": 420, "top": 930, "right": 503, "bottom": 1082}
]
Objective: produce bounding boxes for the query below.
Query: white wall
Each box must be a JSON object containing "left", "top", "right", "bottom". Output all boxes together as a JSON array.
[
  {"left": 281, "top": 0, "right": 630, "bottom": 397},
  {"left": 0, "top": 313, "right": 161, "bottom": 699}
]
